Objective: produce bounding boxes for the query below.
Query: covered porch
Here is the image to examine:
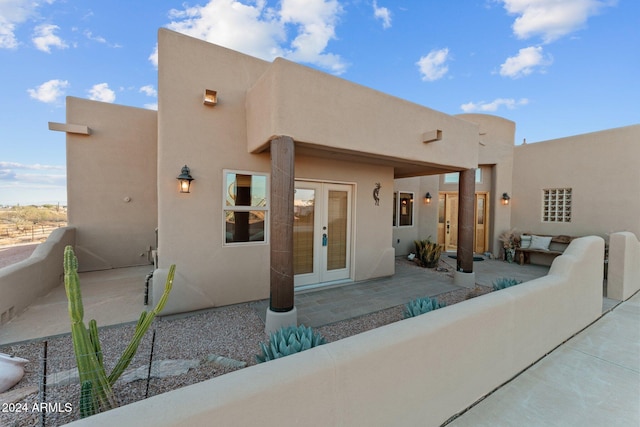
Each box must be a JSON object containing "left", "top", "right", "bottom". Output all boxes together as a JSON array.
[{"left": 0, "top": 254, "right": 550, "bottom": 345}]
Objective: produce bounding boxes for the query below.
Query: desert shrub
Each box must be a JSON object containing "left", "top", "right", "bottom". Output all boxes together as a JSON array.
[
  {"left": 492, "top": 277, "right": 522, "bottom": 291},
  {"left": 256, "top": 325, "right": 326, "bottom": 363},
  {"left": 413, "top": 237, "right": 442, "bottom": 268},
  {"left": 403, "top": 296, "right": 446, "bottom": 318}
]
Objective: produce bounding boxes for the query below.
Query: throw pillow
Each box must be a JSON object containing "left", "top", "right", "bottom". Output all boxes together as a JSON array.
[
  {"left": 520, "top": 235, "right": 532, "bottom": 249},
  {"left": 529, "top": 235, "right": 552, "bottom": 250}
]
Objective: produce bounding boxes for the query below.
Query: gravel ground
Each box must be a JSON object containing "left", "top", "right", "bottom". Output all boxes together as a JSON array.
[{"left": 0, "top": 252, "right": 491, "bottom": 427}]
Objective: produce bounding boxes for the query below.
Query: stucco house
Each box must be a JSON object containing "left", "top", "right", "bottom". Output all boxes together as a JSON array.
[{"left": 49, "top": 28, "right": 640, "bottom": 325}]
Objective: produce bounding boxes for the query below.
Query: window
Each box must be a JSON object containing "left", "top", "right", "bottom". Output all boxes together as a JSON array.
[
  {"left": 393, "top": 191, "right": 414, "bottom": 227},
  {"left": 443, "top": 169, "right": 482, "bottom": 184},
  {"left": 542, "top": 188, "right": 572, "bottom": 223},
  {"left": 224, "top": 171, "right": 268, "bottom": 244}
]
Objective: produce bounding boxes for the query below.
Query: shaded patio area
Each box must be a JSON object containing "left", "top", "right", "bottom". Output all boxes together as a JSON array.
[
  {"left": 253, "top": 254, "right": 551, "bottom": 327},
  {"left": 0, "top": 254, "right": 554, "bottom": 345}
]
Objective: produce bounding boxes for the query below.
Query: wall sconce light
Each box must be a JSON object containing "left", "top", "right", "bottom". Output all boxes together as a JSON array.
[
  {"left": 203, "top": 89, "right": 218, "bottom": 106},
  {"left": 501, "top": 192, "right": 511, "bottom": 205},
  {"left": 424, "top": 192, "right": 432, "bottom": 204},
  {"left": 177, "top": 165, "right": 194, "bottom": 193}
]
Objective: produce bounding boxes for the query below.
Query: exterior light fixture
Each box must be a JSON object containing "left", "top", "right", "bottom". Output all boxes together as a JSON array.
[
  {"left": 424, "top": 192, "right": 432, "bottom": 204},
  {"left": 203, "top": 89, "right": 217, "bottom": 106},
  {"left": 501, "top": 192, "right": 511, "bottom": 205},
  {"left": 177, "top": 165, "right": 194, "bottom": 193}
]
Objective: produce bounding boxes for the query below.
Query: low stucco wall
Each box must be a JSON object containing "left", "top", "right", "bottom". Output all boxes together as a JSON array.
[
  {"left": 608, "top": 232, "right": 640, "bottom": 301},
  {"left": 68, "top": 236, "right": 603, "bottom": 427},
  {"left": 0, "top": 227, "right": 75, "bottom": 324}
]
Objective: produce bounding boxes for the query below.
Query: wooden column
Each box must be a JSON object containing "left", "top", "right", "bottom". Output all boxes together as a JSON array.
[
  {"left": 269, "top": 136, "right": 295, "bottom": 312},
  {"left": 457, "top": 168, "right": 475, "bottom": 273}
]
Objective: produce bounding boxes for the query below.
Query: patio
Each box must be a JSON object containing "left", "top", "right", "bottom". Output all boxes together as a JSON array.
[{"left": 0, "top": 254, "right": 552, "bottom": 345}]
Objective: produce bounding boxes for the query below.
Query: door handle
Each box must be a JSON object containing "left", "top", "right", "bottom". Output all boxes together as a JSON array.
[{"left": 322, "top": 233, "right": 328, "bottom": 246}]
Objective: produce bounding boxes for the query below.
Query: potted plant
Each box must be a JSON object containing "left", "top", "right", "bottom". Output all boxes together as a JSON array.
[{"left": 498, "top": 229, "right": 520, "bottom": 263}]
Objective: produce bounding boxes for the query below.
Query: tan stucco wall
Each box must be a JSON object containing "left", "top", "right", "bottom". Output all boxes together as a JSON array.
[
  {"left": 393, "top": 176, "right": 439, "bottom": 256},
  {"left": 247, "top": 57, "right": 480, "bottom": 177},
  {"left": 608, "top": 232, "right": 640, "bottom": 300},
  {"left": 68, "top": 237, "right": 603, "bottom": 427},
  {"left": 66, "top": 97, "right": 157, "bottom": 271},
  {"left": 0, "top": 227, "right": 75, "bottom": 324},
  {"left": 154, "top": 30, "right": 397, "bottom": 314},
  {"left": 511, "top": 125, "right": 640, "bottom": 239}
]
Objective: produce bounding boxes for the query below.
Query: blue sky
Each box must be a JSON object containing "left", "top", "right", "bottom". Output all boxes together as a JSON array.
[{"left": 1, "top": 0, "right": 638, "bottom": 206}]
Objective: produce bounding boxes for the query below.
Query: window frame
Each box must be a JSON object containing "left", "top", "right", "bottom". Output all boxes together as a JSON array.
[
  {"left": 222, "top": 169, "right": 270, "bottom": 246},
  {"left": 443, "top": 169, "right": 482, "bottom": 184},
  {"left": 394, "top": 191, "right": 415, "bottom": 227}
]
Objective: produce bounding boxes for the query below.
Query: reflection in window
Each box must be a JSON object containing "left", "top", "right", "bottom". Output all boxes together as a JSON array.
[
  {"left": 443, "top": 169, "right": 482, "bottom": 184},
  {"left": 224, "top": 172, "right": 268, "bottom": 244},
  {"left": 399, "top": 192, "right": 414, "bottom": 226}
]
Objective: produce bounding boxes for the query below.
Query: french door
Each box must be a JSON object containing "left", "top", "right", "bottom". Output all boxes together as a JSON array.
[{"left": 293, "top": 181, "right": 352, "bottom": 287}]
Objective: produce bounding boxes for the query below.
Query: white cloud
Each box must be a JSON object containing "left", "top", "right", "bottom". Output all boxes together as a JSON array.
[
  {"left": 27, "top": 79, "right": 69, "bottom": 103},
  {"left": 460, "top": 98, "right": 529, "bottom": 112},
  {"left": 0, "top": 162, "right": 65, "bottom": 170},
  {"left": 0, "top": 162, "right": 66, "bottom": 185},
  {"left": 373, "top": 0, "right": 391, "bottom": 29},
  {"left": 139, "top": 85, "right": 157, "bottom": 97},
  {"left": 32, "top": 23, "right": 68, "bottom": 52},
  {"left": 144, "top": 103, "right": 158, "bottom": 111},
  {"left": 148, "top": 44, "right": 158, "bottom": 67},
  {"left": 161, "top": 0, "right": 346, "bottom": 74},
  {"left": 499, "top": 45, "right": 552, "bottom": 78},
  {"left": 499, "top": 0, "right": 617, "bottom": 43},
  {"left": 416, "top": 48, "right": 450, "bottom": 81},
  {"left": 87, "top": 83, "right": 116, "bottom": 103},
  {"left": 83, "top": 30, "right": 122, "bottom": 48},
  {"left": 0, "top": 0, "right": 39, "bottom": 48}
]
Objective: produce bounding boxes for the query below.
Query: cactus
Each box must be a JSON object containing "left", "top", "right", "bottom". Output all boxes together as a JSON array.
[
  {"left": 64, "top": 245, "right": 174, "bottom": 417},
  {"left": 256, "top": 325, "right": 326, "bottom": 363},
  {"left": 492, "top": 277, "right": 521, "bottom": 291},
  {"left": 403, "top": 296, "right": 446, "bottom": 318}
]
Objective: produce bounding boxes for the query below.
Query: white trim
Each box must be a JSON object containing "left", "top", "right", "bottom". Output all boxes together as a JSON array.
[{"left": 222, "top": 169, "right": 270, "bottom": 246}]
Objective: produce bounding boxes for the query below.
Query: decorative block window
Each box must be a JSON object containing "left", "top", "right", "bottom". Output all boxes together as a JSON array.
[
  {"left": 224, "top": 171, "right": 268, "bottom": 244},
  {"left": 542, "top": 188, "right": 572, "bottom": 223}
]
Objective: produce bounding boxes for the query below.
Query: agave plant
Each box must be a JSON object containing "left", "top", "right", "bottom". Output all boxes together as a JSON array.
[
  {"left": 492, "top": 277, "right": 522, "bottom": 291},
  {"left": 413, "top": 237, "right": 442, "bottom": 268},
  {"left": 403, "top": 296, "right": 446, "bottom": 318},
  {"left": 256, "top": 325, "right": 326, "bottom": 363}
]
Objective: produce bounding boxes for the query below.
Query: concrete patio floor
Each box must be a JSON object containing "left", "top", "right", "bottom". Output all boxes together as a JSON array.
[
  {"left": 1, "top": 253, "right": 552, "bottom": 345},
  {"left": 0, "top": 265, "right": 151, "bottom": 345}
]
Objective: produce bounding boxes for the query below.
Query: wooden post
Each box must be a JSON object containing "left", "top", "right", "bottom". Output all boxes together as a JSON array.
[
  {"left": 269, "top": 136, "right": 295, "bottom": 312},
  {"left": 457, "top": 168, "right": 475, "bottom": 274}
]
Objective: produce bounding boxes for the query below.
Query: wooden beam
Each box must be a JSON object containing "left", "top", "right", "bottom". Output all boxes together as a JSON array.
[
  {"left": 48, "top": 122, "right": 91, "bottom": 135},
  {"left": 457, "top": 168, "right": 475, "bottom": 273},
  {"left": 269, "top": 136, "right": 295, "bottom": 312}
]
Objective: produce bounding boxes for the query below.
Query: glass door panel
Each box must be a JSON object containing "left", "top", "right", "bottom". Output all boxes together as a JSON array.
[
  {"left": 294, "top": 188, "right": 316, "bottom": 275},
  {"left": 294, "top": 182, "right": 351, "bottom": 286},
  {"left": 327, "top": 190, "right": 348, "bottom": 271}
]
